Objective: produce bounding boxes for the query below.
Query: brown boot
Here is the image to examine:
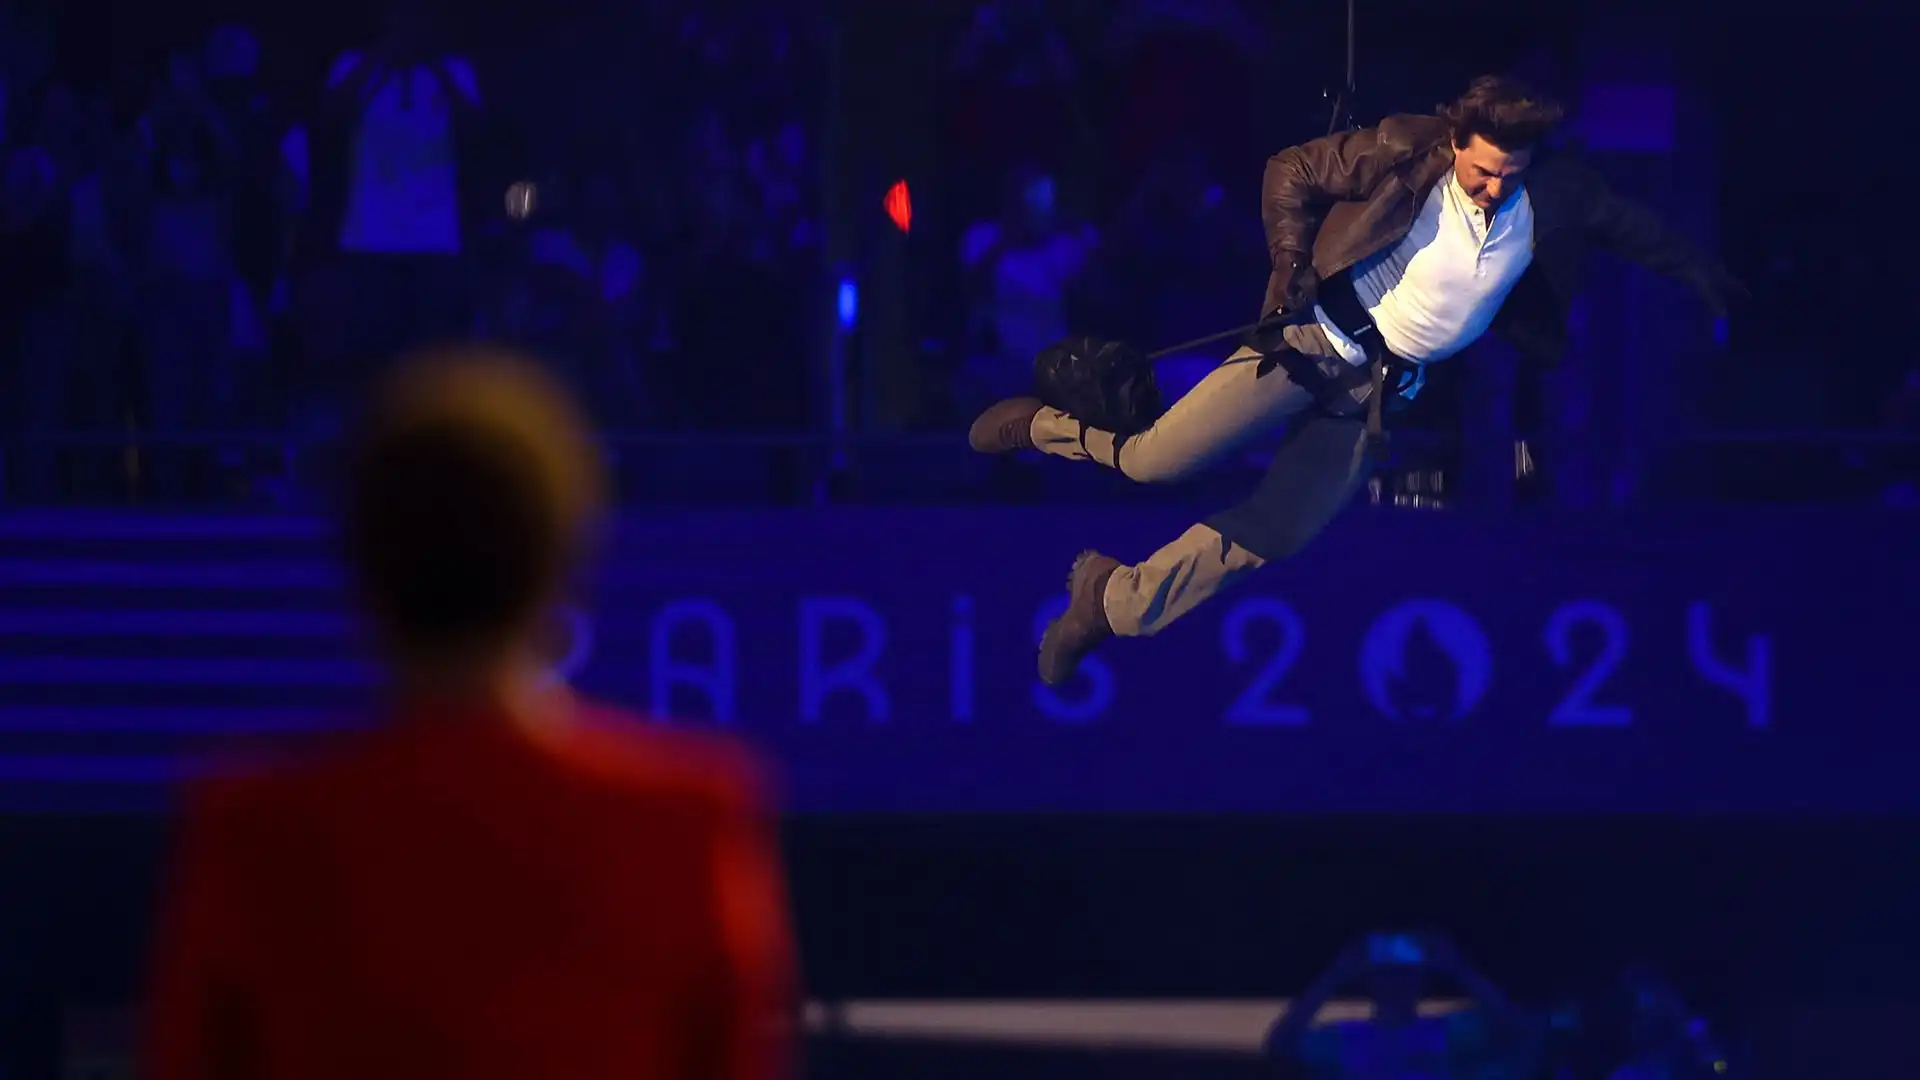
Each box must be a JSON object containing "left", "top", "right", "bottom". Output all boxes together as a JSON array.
[
  {"left": 968, "top": 397, "right": 1043, "bottom": 453},
  {"left": 1038, "top": 550, "right": 1120, "bottom": 686}
]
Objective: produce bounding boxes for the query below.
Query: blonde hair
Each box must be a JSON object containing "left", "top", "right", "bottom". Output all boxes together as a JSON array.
[{"left": 342, "top": 347, "right": 605, "bottom": 658}]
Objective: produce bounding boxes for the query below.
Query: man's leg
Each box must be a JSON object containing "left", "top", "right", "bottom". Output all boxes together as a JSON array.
[
  {"left": 1033, "top": 320, "right": 1380, "bottom": 684},
  {"left": 1038, "top": 414, "right": 1376, "bottom": 683},
  {"left": 1038, "top": 414, "right": 1377, "bottom": 682},
  {"left": 970, "top": 333, "right": 1326, "bottom": 483}
]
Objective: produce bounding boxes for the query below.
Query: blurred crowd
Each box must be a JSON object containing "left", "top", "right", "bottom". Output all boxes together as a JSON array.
[
  {"left": 0, "top": 0, "right": 824, "bottom": 503},
  {"left": 0, "top": 0, "right": 1290, "bottom": 506},
  {"left": 936, "top": 0, "right": 1269, "bottom": 413},
  {"left": 2, "top": 0, "right": 1913, "bottom": 508}
]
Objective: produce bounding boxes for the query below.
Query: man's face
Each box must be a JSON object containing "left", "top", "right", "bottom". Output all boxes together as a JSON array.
[{"left": 1452, "top": 134, "right": 1531, "bottom": 212}]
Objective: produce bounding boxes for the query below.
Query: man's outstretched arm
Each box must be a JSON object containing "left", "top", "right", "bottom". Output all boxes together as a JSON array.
[{"left": 1572, "top": 162, "right": 1745, "bottom": 315}]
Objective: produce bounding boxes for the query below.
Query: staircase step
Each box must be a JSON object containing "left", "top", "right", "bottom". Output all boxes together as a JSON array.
[
  {"left": 0, "top": 610, "right": 349, "bottom": 635},
  {"left": 1, "top": 516, "right": 598, "bottom": 765},
  {"left": 0, "top": 682, "right": 372, "bottom": 710},
  {"left": 0, "top": 610, "right": 355, "bottom": 662},
  {"left": 0, "top": 534, "right": 330, "bottom": 562},
  {"left": 0, "top": 637, "right": 357, "bottom": 664},
  {"left": 0, "top": 656, "right": 370, "bottom": 687},
  {"left": 0, "top": 586, "right": 336, "bottom": 612},
  {"left": 0, "top": 754, "right": 194, "bottom": 783},
  {"left": 0, "top": 559, "right": 337, "bottom": 590},
  {"left": 0, "top": 705, "right": 354, "bottom": 734},
  {"left": 0, "top": 514, "right": 329, "bottom": 562}
]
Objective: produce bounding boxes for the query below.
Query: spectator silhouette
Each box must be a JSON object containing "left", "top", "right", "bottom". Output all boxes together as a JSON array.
[
  {"left": 135, "top": 53, "right": 247, "bottom": 499},
  {"left": 144, "top": 348, "right": 797, "bottom": 1080},
  {"left": 510, "top": 171, "right": 654, "bottom": 428},
  {"left": 297, "top": 4, "right": 485, "bottom": 424},
  {"left": 957, "top": 164, "right": 1098, "bottom": 405}
]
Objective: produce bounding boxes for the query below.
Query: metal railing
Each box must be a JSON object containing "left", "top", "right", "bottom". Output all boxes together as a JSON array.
[
  {"left": 1672, "top": 431, "right": 1920, "bottom": 446},
  {"left": 2, "top": 428, "right": 1915, "bottom": 508},
  {"left": 13, "top": 427, "right": 1914, "bottom": 450},
  {"left": 0, "top": 428, "right": 990, "bottom": 509}
]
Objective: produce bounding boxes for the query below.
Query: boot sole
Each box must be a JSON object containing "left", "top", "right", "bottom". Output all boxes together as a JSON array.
[
  {"left": 966, "top": 399, "right": 1042, "bottom": 454},
  {"left": 1038, "top": 551, "right": 1116, "bottom": 686}
]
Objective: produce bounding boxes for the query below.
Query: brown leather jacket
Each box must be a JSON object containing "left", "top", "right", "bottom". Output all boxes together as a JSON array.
[{"left": 1259, "top": 113, "right": 1718, "bottom": 367}]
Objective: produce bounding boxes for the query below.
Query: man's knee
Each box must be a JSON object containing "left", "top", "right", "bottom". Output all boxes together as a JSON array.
[
  {"left": 1115, "top": 439, "right": 1198, "bottom": 484},
  {"left": 1203, "top": 506, "right": 1322, "bottom": 563},
  {"left": 1253, "top": 526, "right": 1318, "bottom": 561}
]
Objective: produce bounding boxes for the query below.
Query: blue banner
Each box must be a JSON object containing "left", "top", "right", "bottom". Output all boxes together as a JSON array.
[{"left": 0, "top": 508, "right": 1914, "bottom": 813}]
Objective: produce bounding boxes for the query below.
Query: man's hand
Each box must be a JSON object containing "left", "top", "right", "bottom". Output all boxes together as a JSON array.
[
  {"left": 1248, "top": 251, "right": 1319, "bottom": 359},
  {"left": 1273, "top": 250, "right": 1320, "bottom": 319}
]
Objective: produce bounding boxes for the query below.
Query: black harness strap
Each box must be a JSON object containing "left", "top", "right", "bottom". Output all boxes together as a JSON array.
[{"left": 1315, "top": 270, "right": 1416, "bottom": 453}]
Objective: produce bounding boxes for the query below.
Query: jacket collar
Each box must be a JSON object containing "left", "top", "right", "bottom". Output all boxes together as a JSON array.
[{"left": 1403, "top": 143, "right": 1456, "bottom": 199}]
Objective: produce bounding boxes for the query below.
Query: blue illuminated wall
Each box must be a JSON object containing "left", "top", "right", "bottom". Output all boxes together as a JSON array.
[{"left": 1, "top": 507, "right": 1913, "bottom": 814}]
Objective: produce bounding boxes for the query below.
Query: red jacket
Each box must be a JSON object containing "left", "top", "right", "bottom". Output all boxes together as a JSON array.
[{"left": 144, "top": 695, "right": 796, "bottom": 1080}]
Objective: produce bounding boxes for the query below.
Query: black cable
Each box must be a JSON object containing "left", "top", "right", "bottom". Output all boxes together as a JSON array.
[
  {"left": 1144, "top": 309, "right": 1314, "bottom": 362},
  {"left": 1326, "top": 0, "right": 1357, "bottom": 134}
]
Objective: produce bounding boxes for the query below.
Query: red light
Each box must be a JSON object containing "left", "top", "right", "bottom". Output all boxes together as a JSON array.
[{"left": 884, "top": 180, "right": 912, "bottom": 233}]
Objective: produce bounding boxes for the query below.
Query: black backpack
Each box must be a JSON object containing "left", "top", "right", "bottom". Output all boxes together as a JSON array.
[{"left": 1031, "top": 336, "right": 1165, "bottom": 437}]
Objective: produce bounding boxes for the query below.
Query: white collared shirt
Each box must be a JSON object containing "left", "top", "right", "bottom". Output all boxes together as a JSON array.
[
  {"left": 1316, "top": 172, "right": 1536, "bottom": 370},
  {"left": 328, "top": 52, "right": 481, "bottom": 256}
]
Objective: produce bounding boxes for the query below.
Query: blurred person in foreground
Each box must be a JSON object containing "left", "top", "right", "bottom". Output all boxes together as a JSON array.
[
  {"left": 1266, "top": 932, "right": 1539, "bottom": 1080},
  {"left": 143, "top": 348, "right": 796, "bottom": 1080}
]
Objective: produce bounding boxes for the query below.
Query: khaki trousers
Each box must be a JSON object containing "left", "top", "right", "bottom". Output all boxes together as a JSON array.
[{"left": 1029, "top": 324, "right": 1377, "bottom": 636}]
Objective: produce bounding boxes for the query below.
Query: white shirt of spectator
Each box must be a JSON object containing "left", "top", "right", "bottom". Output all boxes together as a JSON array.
[
  {"left": 327, "top": 52, "right": 479, "bottom": 256},
  {"left": 1316, "top": 171, "right": 1535, "bottom": 367},
  {"left": 959, "top": 220, "right": 1097, "bottom": 364}
]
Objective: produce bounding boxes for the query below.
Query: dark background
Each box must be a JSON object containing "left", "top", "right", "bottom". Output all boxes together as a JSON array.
[{"left": 3, "top": 0, "right": 1915, "bottom": 1076}]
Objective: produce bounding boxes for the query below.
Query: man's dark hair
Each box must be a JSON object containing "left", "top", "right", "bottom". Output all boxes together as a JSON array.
[
  {"left": 341, "top": 349, "right": 603, "bottom": 660},
  {"left": 1440, "top": 75, "right": 1565, "bottom": 152}
]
